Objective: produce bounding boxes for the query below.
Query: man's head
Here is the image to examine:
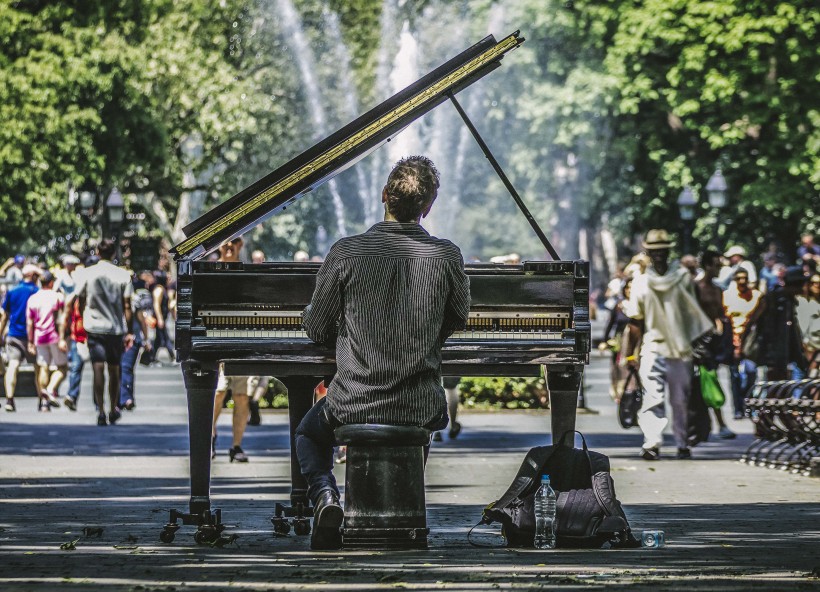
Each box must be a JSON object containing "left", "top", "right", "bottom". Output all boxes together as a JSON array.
[
  {"left": 96, "top": 239, "right": 117, "bottom": 261},
  {"left": 734, "top": 269, "right": 750, "bottom": 292},
  {"left": 724, "top": 245, "right": 746, "bottom": 265},
  {"left": 251, "top": 249, "right": 265, "bottom": 264},
  {"left": 13, "top": 254, "right": 25, "bottom": 267},
  {"left": 293, "top": 250, "right": 309, "bottom": 263},
  {"left": 62, "top": 254, "right": 81, "bottom": 269},
  {"left": 782, "top": 265, "right": 807, "bottom": 295},
  {"left": 218, "top": 236, "right": 243, "bottom": 262},
  {"left": 642, "top": 229, "right": 674, "bottom": 270},
  {"left": 700, "top": 249, "right": 722, "bottom": 278},
  {"left": 21, "top": 264, "right": 40, "bottom": 281},
  {"left": 382, "top": 156, "right": 440, "bottom": 222},
  {"left": 40, "top": 271, "right": 55, "bottom": 288},
  {"left": 680, "top": 254, "right": 698, "bottom": 276}
]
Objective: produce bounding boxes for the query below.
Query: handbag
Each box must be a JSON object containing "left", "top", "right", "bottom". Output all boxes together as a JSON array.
[
  {"left": 476, "top": 431, "right": 640, "bottom": 549},
  {"left": 699, "top": 365, "right": 726, "bottom": 409},
  {"left": 740, "top": 324, "right": 760, "bottom": 364},
  {"left": 617, "top": 366, "right": 642, "bottom": 429},
  {"left": 687, "top": 366, "right": 712, "bottom": 447}
]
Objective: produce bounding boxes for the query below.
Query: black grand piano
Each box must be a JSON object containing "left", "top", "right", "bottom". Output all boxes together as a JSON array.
[{"left": 162, "top": 31, "right": 590, "bottom": 544}]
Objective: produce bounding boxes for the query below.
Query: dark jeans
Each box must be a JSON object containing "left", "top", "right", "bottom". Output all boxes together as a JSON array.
[
  {"left": 295, "top": 398, "right": 447, "bottom": 505},
  {"left": 150, "top": 325, "right": 174, "bottom": 362},
  {"left": 119, "top": 339, "right": 142, "bottom": 407}
]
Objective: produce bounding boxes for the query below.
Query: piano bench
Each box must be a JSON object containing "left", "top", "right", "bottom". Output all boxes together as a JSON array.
[{"left": 334, "top": 424, "right": 431, "bottom": 549}]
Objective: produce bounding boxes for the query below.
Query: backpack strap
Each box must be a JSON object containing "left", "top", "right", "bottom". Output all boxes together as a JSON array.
[{"left": 483, "top": 445, "right": 555, "bottom": 520}]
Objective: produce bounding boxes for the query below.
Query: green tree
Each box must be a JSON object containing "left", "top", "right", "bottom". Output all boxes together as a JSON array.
[{"left": 604, "top": 0, "right": 819, "bottom": 256}]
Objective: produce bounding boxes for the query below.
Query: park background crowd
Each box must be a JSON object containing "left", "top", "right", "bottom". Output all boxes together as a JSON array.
[{"left": 596, "top": 231, "right": 820, "bottom": 454}]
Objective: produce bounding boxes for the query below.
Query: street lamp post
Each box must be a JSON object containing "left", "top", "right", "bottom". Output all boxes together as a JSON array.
[{"left": 676, "top": 186, "right": 697, "bottom": 255}]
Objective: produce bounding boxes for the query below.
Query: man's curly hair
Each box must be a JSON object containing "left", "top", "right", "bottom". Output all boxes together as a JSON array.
[{"left": 383, "top": 155, "right": 440, "bottom": 222}]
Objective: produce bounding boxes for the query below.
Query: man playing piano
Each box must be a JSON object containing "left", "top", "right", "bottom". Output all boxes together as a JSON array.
[{"left": 296, "top": 155, "right": 471, "bottom": 550}]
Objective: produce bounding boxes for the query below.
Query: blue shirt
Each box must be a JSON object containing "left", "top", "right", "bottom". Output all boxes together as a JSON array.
[{"left": 1, "top": 280, "right": 39, "bottom": 339}]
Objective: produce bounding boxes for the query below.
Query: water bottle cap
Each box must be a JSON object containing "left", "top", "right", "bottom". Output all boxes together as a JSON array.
[{"left": 541, "top": 474, "right": 550, "bottom": 482}]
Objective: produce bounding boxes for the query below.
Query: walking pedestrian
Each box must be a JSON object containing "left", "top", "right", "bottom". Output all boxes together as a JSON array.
[
  {"left": 210, "top": 236, "right": 257, "bottom": 462},
  {"left": 70, "top": 239, "right": 134, "bottom": 426},
  {"left": 693, "top": 250, "right": 734, "bottom": 439},
  {"left": 724, "top": 269, "right": 764, "bottom": 417},
  {"left": 26, "top": 271, "right": 67, "bottom": 411},
  {"left": 150, "top": 270, "right": 173, "bottom": 364},
  {"left": 796, "top": 273, "right": 820, "bottom": 375},
  {"left": 0, "top": 264, "right": 41, "bottom": 411},
  {"left": 755, "top": 266, "right": 808, "bottom": 381},
  {"left": 622, "top": 229, "right": 713, "bottom": 460},
  {"left": 119, "top": 283, "right": 153, "bottom": 411}
]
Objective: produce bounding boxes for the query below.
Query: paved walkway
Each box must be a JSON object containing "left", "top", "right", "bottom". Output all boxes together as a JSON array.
[{"left": 0, "top": 354, "right": 818, "bottom": 591}]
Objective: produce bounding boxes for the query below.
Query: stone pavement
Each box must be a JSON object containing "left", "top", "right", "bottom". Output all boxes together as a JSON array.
[{"left": 0, "top": 354, "right": 818, "bottom": 591}]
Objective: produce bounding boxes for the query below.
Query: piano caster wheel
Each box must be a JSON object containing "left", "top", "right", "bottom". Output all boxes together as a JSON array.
[
  {"left": 194, "top": 526, "right": 221, "bottom": 545},
  {"left": 271, "top": 516, "right": 291, "bottom": 537},
  {"left": 293, "top": 518, "right": 311, "bottom": 536},
  {"left": 160, "top": 525, "right": 179, "bottom": 543}
]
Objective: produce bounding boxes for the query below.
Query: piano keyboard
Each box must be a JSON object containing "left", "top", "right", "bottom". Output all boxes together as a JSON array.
[
  {"left": 203, "top": 328, "right": 564, "bottom": 341},
  {"left": 199, "top": 309, "right": 570, "bottom": 341}
]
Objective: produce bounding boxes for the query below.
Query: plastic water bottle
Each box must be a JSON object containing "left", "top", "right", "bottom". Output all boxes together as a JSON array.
[{"left": 534, "top": 474, "right": 557, "bottom": 549}]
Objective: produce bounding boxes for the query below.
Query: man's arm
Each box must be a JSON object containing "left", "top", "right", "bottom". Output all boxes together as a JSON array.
[
  {"left": 302, "top": 250, "right": 342, "bottom": 347},
  {"left": 26, "top": 305, "right": 35, "bottom": 354},
  {"left": 620, "top": 279, "right": 644, "bottom": 367},
  {"left": 152, "top": 285, "right": 165, "bottom": 329},
  {"left": 440, "top": 257, "right": 470, "bottom": 339}
]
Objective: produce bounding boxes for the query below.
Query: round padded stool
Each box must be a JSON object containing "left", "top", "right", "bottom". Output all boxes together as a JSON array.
[{"left": 334, "top": 424, "right": 431, "bottom": 549}]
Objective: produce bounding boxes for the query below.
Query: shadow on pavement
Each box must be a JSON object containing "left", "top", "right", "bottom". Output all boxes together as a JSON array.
[{"left": 0, "top": 476, "right": 817, "bottom": 591}]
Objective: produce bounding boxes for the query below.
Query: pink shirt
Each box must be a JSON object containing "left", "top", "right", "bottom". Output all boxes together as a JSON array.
[{"left": 26, "top": 289, "right": 64, "bottom": 345}]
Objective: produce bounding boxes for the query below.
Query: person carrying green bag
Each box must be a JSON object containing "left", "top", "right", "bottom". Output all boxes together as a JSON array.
[{"left": 693, "top": 250, "right": 736, "bottom": 439}]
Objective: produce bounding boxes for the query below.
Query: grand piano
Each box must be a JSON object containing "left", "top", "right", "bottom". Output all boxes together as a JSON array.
[{"left": 162, "top": 31, "right": 590, "bottom": 543}]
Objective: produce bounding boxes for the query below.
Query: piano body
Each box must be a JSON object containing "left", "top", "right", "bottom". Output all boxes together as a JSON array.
[{"left": 163, "top": 31, "right": 590, "bottom": 543}]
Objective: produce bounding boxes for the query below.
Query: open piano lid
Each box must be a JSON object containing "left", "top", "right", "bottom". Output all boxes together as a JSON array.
[{"left": 171, "top": 31, "right": 524, "bottom": 261}]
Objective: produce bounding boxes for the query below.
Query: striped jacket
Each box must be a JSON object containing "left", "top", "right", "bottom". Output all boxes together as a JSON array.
[{"left": 302, "top": 221, "right": 470, "bottom": 427}]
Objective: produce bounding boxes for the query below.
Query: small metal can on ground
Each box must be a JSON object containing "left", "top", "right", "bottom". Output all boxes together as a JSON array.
[{"left": 641, "top": 530, "right": 665, "bottom": 548}]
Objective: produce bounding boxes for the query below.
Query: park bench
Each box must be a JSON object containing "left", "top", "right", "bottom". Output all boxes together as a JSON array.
[{"left": 740, "top": 378, "right": 819, "bottom": 476}]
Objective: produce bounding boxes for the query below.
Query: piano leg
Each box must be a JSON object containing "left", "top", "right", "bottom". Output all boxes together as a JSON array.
[
  {"left": 547, "top": 366, "right": 583, "bottom": 447},
  {"left": 270, "top": 376, "right": 323, "bottom": 537},
  {"left": 160, "top": 362, "right": 223, "bottom": 544}
]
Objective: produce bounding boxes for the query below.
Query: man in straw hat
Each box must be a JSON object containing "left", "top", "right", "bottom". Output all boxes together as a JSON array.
[{"left": 622, "top": 229, "right": 713, "bottom": 460}]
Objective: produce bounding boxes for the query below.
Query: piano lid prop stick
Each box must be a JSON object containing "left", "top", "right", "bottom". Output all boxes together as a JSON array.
[{"left": 447, "top": 91, "right": 561, "bottom": 262}]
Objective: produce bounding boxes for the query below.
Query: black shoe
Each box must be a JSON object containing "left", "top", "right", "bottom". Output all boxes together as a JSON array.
[
  {"left": 63, "top": 397, "right": 77, "bottom": 411},
  {"left": 122, "top": 399, "right": 135, "bottom": 411},
  {"left": 229, "top": 445, "right": 249, "bottom": 463},
  {"left": 4, "top": 398, "right": 15, "bottom": 412},
  {"left": 38, "top": 399, "right": 51, "bottom": 412},
  {"left": 108, "top": 408, "right": 122, "bottom": 425},
  {"left": 311, "top": 490, "right": 343, "bottom": 550},
  {"left": 449, "top": 421, "right": 462, "bottom": 439},
  {"left": 97, "top": 413, "right": 107, "bottom": 426},
  {"left": 676, "top": 447, "right": 692, "bottom": 460},
  {"left": 640, "top": 446, "right": 660, "bottom": 461},
  {"left": 734, "top": 411, "right": 744, "bottom": 420},
  {"left": 248, "top": 400, "right": 261, "bottom": 426},
  {"left": 432, "top": 431, "right": 443, "bottom": 442}
]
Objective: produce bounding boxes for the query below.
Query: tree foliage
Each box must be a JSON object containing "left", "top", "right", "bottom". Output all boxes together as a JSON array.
[{"left": 0, "top": 0, "right": 816, "bottom": 268}]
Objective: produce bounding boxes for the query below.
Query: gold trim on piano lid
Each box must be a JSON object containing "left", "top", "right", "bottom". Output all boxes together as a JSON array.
[{"left": 173, "top": 33, "right": 522, "bottom": 258}]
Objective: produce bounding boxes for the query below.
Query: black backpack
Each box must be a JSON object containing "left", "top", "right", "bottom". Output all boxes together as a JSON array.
[{"left": 475, "top": 431, "right": 640, "bottom": 549}]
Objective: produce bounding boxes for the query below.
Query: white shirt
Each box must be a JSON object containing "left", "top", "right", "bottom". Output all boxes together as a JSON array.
[{"left": 74, "top": 260, "right": 133, "bottom": 335}]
